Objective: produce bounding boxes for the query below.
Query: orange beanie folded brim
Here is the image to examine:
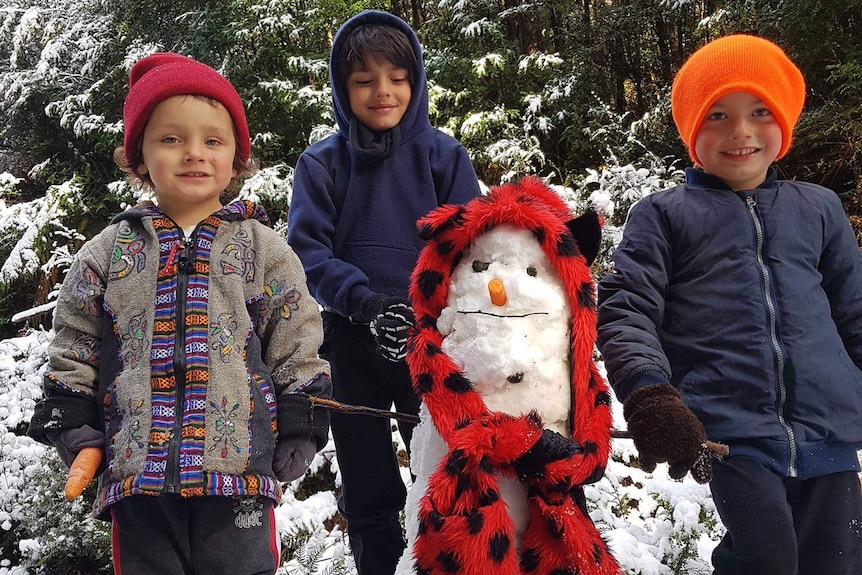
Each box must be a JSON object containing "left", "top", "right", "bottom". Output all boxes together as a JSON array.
[{"left": 671, "top": 35, "right": 805, "bottom": 166}]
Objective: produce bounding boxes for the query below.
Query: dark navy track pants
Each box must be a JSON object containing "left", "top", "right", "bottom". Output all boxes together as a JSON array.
[
  {"left": 111, "top": 494, "right": 279, "bottom": 575},
  {"left": 320, "top": 312, "right": 420, "bottom": 575},
  {"left": 710, "top": 456, "right": 862, "bottom": 575}
]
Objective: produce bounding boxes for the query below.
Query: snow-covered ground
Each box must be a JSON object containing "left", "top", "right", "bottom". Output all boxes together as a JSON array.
[
  {"left": 1, "top": 327, "right": 727, "bottom": 575},
  {"left": 4, "top": 327, "right": 862, "bottom": 574},
  {"left": 0, "top": 174, "right": 857, "bottom": 574}
]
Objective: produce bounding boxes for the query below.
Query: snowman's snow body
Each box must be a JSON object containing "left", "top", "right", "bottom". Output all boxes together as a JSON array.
[{"left": 398, "top": 225, "right": 572, "bottom": 572}]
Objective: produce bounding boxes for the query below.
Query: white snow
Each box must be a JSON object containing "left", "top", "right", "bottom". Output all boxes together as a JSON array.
[
  {"left": 1, "top": 183, "right": 860, "bottom": 575},
  {"left": 438, "top": 225, "right": 572, "bottom": 435}
]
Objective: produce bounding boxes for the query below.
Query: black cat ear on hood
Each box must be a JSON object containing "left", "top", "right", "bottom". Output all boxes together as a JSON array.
[
  {"left": 417, "top": 204, "right": 467, "bottom": 241},
  {"left": 566, "top": 208, "right": 602, "bottom": 266}
]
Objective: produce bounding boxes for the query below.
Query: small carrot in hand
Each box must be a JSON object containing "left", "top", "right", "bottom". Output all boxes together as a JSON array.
[{"left": 64, "top": 446, "right": 103, "bottom": 501}]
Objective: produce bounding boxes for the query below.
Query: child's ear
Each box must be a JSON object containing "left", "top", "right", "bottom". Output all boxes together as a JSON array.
[{"left": 566, "top": 208, "right": 601, "bottom": 265}]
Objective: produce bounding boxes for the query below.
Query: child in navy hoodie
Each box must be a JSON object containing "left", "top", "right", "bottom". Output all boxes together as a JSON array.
[{"left": 287, "top": 10, "right": 481, "bottom": 575}]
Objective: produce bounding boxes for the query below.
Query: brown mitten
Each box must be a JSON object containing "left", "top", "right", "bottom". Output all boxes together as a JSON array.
[{"left": 623, "top": 384, "right": 712, "bottom": 483}]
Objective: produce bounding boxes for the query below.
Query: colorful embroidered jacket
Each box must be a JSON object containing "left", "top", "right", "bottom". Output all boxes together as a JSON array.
[{"left": 28, "top": 200, "right": 331, "bottom": 517}]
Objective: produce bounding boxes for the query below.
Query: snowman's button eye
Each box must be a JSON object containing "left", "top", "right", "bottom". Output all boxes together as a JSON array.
[
  {"left": 472, "top": 260, "right": 489, "bottom": 272},
  {"left": 527, "top": 266, "right": 537, "bottom": 277}
]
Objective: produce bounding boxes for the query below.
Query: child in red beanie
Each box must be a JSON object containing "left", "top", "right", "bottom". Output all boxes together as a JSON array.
[
  {"left": 597, "top": 35, "right": 862, "bottom": 574},
  {"left": 27, "top": 52, "right": 332, "bottom": 574}
]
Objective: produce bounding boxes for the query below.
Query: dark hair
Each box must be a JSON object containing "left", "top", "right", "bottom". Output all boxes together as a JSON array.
[
  {"left": 335, "top": 24, "right": 416, "bottom": 88},
  {"left": 113, "top": 95, "right": 256, "bottom": 199}
]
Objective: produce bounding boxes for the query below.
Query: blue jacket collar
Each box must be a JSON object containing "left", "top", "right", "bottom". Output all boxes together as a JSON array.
[{"left": 684, "top": 166, "right": 777, "bottom": 192}]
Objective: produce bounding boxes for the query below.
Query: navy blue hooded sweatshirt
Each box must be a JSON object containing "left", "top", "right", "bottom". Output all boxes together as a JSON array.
[
  {"left": 597, "top": 168, "right": 862, "bottom": 479},
  {"left": 287, "top": 10, "right": 481, "bottom": 319}
]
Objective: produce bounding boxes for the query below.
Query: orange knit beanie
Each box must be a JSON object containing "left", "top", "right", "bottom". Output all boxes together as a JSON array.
[{"left": 671, "top": 35, "right": 805, "bottom": 166}]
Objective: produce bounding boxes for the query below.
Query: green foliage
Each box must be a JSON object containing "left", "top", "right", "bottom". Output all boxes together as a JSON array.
[
  {"left": 16, "top": 453, "right": 113, "bottom": 575},
  {"left": 0, "top": 0, "right": 859, "bottom": 336},
  {"left": 655, "top": 495, "right": 718, "bottom": 575},
  {"left": 281, "top": 523, "right": 352, "bottom": 575}
]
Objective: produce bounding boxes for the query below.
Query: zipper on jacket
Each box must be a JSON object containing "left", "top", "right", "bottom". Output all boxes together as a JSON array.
[
  {"left": 746, "top": 194, "right": 798, "bottom": 477},
  {"left": 165, "top": 235, "right": 192, "bottom": 492}
]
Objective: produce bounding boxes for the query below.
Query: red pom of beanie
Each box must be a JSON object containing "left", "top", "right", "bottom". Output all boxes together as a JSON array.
[
  {"left": 671, "top": 35, "right": 805, "bottom": 166},
  {"left": 123, "top": 52, "right": 250, "bottom": 164}
]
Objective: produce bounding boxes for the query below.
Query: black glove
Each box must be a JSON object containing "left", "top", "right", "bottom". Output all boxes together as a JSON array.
[
  {"left": 45, "top": 424, "right": 105, "bottom": 469},
  {"left": 363, "top": 296, "right": 414, "bottom": 362},
  {"left": 513, "top": 428, "right": 582, "bottom": 480},
  {"left": 623, "top": 384, "right": 712, "bottom": 483}
]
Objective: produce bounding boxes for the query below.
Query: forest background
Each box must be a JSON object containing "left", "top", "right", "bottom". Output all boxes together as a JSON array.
[
  {"left": 2, "top": 0, "right": 862, "bottom": 335},
  {"left": 1, "top": 0, "right": 861, "bottom": 573}
]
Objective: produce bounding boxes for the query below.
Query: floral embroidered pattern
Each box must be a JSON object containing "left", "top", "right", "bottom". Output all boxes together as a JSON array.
[
  {"left": 72, "top": 266, "right": 103, "bottom": 316},
  {"left": 221, "top": 230, "right": 256, "bottom": 283},
  {"left": 211, "top": 313, "right": 238, "bottom": 362},
  {"left": 209, "top": 397, "right": 242, "bottom": 458},
  {"left": 260, "top": 279, "right": 301, "bottom": 322},
  {"left": 120, "top": 310, "right": 149, "bottom": 368},
  {"left": 119, "top": 398, "right": 146, "bottom": 457},
  {"left": 110, "top": 221, "right": 147, "bottom": 280},
  {"left": 71, "top": 331, "right": 100, "bottom": 363}
]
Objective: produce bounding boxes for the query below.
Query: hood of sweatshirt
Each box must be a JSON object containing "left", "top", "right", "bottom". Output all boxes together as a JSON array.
[{"left": 329, "top": 10, "right": 431, "bottom": 147}]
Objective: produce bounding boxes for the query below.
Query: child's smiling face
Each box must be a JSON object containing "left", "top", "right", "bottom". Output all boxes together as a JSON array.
[
  {"left": 346, "top": 56, "right": 412, "bottom": 132},
  {"left": 138, "top": 95, "right": 237, "bottom": 226},
  {"left": 694, "top": 91, "right": 783, "bottom": 191}
]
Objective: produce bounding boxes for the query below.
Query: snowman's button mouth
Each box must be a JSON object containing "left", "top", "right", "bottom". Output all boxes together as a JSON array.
[{"left": 455, "top": 310, "right": 549, "bottom": 318}]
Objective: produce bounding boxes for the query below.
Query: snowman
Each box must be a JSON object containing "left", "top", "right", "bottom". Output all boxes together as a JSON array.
[{"left": 398, "top": 177, "right": 621, "bottom": 575}]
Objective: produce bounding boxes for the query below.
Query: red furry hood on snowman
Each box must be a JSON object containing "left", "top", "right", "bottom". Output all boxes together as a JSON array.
[
  {"left": 407, "top": 175, "right": 612, "bottom": 475},
  {"left": 404, "top": 176, "right": 621, "bottom": 575}
]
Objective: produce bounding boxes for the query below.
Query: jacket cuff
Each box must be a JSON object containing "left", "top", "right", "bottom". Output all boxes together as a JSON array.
[
  {"left": 356, "top": 293, "right": 388, "bottom": 323},
  {"left": 27, "top": 391, "right": 101, "bottom": 446},
  {"left": 615, "top": 368, "right": 669, "bottom": 404},
  {"left": 277, "top": 374, "right": 332, "bottom": 451}
]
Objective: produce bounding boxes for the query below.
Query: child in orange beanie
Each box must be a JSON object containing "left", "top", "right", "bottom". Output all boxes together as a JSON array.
[{"left": 597, "top": 34, "right": 862, "bottom": 575}]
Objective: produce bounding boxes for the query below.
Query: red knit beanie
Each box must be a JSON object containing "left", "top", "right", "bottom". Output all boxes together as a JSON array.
[
  {"left": 123, "top": 52, "right": 250, "bottom": 164},
  {"left": 671, "top": 35, "right": 805, "bottom": 166}
]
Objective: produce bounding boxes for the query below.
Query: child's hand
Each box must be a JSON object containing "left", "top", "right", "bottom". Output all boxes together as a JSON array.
[
  {"left": 46, "top": 424, "right": 105, "bottom": 469},
  {"left": 622, "top": 384, "right": 712, "bottom": 483},
  {"left": 273, "top": 436, "right": 317, "bottom": 482},
  {"left": 368, "top": 297, "right": 414, "bottom": 362}
]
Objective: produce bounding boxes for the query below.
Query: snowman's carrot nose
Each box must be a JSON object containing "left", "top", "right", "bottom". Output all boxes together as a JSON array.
[{"left": 488, "top": 279, "right": 507, "bottom": 306}]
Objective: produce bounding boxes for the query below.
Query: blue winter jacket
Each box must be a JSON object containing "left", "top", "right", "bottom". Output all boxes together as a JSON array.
[
  {"left": 287, "top": 10, "right": 481, "bottom": 319},
  {"left": 597, "top": 167, "right": 862, "bottom": 479}
]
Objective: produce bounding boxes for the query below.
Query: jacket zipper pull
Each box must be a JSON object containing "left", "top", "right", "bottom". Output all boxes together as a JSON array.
[
  {"left": 177, "top": 239, "right": 190, "bottom": 272},
  {"left": 162, "top": 241, "right": 183, "bottom": 272}
]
